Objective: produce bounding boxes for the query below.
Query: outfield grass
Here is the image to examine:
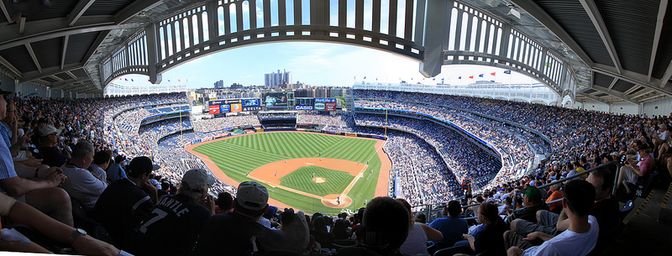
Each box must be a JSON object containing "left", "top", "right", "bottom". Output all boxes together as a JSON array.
[
  {"left": 280, "top": 166, "right": 355, "bottom": 196},
  {"left": 193, "top": 132, "right": 381, "bottom": 214}
]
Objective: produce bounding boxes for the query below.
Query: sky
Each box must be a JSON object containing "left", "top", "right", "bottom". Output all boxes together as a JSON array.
[{"left": 114, "top": 41, "right": 540, "bottom": 89}]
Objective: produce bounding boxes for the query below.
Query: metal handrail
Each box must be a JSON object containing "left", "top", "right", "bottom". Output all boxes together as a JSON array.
[{"left": 537, "top": 161, "right": 619, "bottom": 190}]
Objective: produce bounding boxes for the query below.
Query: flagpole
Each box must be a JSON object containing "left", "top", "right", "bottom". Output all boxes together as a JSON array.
[{"left": 385, "top": 109, "right": 388, "bottom": 137}]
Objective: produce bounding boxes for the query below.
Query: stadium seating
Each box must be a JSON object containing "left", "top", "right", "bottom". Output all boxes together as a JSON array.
[{"left": 2, "top": 90, "right": 670, "bottom": 256}]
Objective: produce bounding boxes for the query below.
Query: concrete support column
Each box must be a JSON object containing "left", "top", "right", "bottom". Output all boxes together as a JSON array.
[
  {"left": 11, "top": 79, "right": 19, "bottom": 95},
  {"left": 206, "top": 0, "right": 219, "bottom": 45},
  {"left": 145, "top": 24, "right": 162, "bottom": 84},
  {"left": 420, "top": 0, "right": 451, "bottom": 77}
]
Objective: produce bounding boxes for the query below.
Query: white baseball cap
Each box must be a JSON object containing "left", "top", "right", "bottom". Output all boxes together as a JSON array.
[
  {"left": 236, "top": 181, "right": 269, "bottom": 211},
  {"left": 38, "top": 125, "right": 61, "bottom": 137},
  {"left": 182, "top": 169, "right": 216, "bottom": 190}
]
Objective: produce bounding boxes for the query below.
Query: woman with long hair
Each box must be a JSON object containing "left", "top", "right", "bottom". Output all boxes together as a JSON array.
[{"left": 462, "top": 202, "right": 506, "bottom": 256}]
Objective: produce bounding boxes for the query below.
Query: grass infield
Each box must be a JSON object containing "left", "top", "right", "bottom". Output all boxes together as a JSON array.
[
  {"left": 280, "top": 166, "right": 355, "bottom": 196},
  {"left": 192, "top": 132, "right": 381, "bottom": 214}
]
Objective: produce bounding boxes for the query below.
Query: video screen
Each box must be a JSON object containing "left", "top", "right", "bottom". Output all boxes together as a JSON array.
[
  {"left": 242, "top": 98, "right": 261, "bottom": 107},
  {"left": 264, "top": 93, "right": 288, "bottom": 107},
  {"left": 242, "top": 98, "right": 261, "bottom": 111}
]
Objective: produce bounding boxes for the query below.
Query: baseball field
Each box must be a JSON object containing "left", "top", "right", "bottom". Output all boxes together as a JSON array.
[{"left": 186, "top": 131, "right": 391, "bottom": 214}]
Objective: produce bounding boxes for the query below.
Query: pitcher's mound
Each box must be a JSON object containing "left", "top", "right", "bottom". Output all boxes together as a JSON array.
[
  {"left": 312, "top": 177, "right": 326, "bottom": 184},
  {"left": 321, "top": 194, "right": 352, "bottom": 208}
]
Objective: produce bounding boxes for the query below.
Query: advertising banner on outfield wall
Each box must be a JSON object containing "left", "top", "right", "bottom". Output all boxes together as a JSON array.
[
  {"left": 314, "top": 102, "right": 325, "bottom": 110},
  {"left": 230, "top": 103, "right": 242, "bottom": 113},
  {"left": 209, "top": 105, "right": 220, "bottom": 115},
  {"left": 242, "top": 98, "right": 261, "bottom": 111},
  {"left": 219, "top": 104, "right": 230, "bottom": 113},
  {"left": 294, "top": 105, "right": 314, "bottom": 110},
  {"left": 325, "top": 102, "right": 337, "bottom": 111}
]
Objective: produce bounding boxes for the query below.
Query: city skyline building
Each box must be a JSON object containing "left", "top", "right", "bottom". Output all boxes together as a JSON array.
[{"left": 264, "top": 69, "right": 291, "bottom": 87}]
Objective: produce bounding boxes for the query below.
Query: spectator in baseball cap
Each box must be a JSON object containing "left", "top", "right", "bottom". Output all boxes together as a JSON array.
[
  {"left": 0, "top": 89, "right": 73, "bottom": 227},
  {"left": 196, "top": 181, "right": 309, "bottom": 255},
  {"left": 506, "top": 186, "right": 547, "bottom": 226},
  {"left": 93, "top": 156, "right": 158, "bottom": 252},
  {"left": 135, "top": 169, "right": 215, "bottom": 256},
  {"left": 36, "top": 124, "right": 68, "bottom": 167}
]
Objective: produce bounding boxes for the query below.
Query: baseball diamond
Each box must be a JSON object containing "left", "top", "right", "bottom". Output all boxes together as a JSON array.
[
  {"left": 186, "top": 131, "right": 391, "bottom": 214},
  {"left": 280, "top": 166, "right": 355, "bottom": 196}
]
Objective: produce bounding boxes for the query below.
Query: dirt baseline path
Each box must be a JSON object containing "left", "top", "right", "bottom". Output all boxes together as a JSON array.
[{"left": 184, "top": 131, "right": 392, "bottom": 210}]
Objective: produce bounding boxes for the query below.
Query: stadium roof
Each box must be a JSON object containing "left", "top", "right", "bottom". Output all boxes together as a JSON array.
[{"left": 0, "top": 0, "right": 670, "bottom": 104}]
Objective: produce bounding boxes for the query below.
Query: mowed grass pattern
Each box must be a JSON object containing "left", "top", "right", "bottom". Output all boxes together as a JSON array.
[
  {"left": 193, "top": 132, "right": 381, "bottom": 214},
  {"left": 280, "top": 166, "right": 355, "bottom": 196}
]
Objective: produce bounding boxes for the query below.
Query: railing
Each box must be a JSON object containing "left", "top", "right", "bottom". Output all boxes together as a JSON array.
[{"left": 413, "top": 161, "right": 622, "bottom": 223}]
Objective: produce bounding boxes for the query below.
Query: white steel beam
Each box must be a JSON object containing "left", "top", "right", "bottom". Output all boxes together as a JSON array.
[
  {"left": 590, "top": 85, "right": 639, "bottom": 103},
  {"left": 510, "top": 0, "right": 595, "bottom": 66},
  {"left": 578, "top": 92, "right": 610, "bottom": 104},
  {"left": 608, "top": 77, "right": 618, "bottom": 89},
  {"left": 592, "top": 66, "right": 672, "bottom": 97},
  {"left": 0, "top": 56, "right": 22, "bottom": 78},
  {"left": 67, "top": 0, "right": 97, "bottom": 26},
  {"left": 662, "top": 60, "right": 672, "bottom": 88},
  {"left": 0, "top": 1, "right": 11, "bottom": 23},
  {"left": 61, "top": 35, "right": 69, "bottom": 70},
  {"left": 648, "top": 0, "right": 668, "bottom": 81},
  {"left": 25, "top": 43, "right": 42, "bottom": 73},
  {"left": 578, "top": 0, "right": 622, "bottom": 73}
]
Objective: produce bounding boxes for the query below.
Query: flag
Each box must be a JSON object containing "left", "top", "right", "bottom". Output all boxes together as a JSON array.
[
  {"left": 478, "top": 74, "right": 484, "bottom": 78},
  {"left": 469, "top": 75, "right": 474, "bottom": 79},
  {"left": 503, "top": 69, "right": 512, "bottom": 74},
  {"left": 490, "top": 72, "right": 496, "bottom": 76}
]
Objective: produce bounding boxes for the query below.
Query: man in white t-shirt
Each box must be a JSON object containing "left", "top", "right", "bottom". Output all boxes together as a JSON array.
[
  {"left": 61, "top": 140, "right": 107, "bottom": 209},
  {"left": 507, "top": 179, "right": 599, "bottom": 256}
]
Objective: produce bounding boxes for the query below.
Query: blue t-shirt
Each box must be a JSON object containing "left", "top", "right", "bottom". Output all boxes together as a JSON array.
[
  {"left": 106, "top": 163, "right": 128, "bottom": 183},
  {"left": 429, "top": 216, "right": 468, "bottom": 246},
  {"left": 0, "top": 122, "right": 11, "bottom": 147},
  {"left": 0, "top": 131, "right": 17, "bottom": 180}
]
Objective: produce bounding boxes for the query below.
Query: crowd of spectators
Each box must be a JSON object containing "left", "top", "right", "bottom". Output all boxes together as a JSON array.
[
  {"left": 354, "top": 95, "right": 542, "bottom": 189},
  {"left": 298, "top": 114, "right": 353, "bottom": 129},
  {"left": 353, "top": 90, "right": 672, "bottom": 185},
  {"left": 191, "top": 115, "right": 260, "bottom": 133},
  {"left": 1, "top": 87, "right": 671, "bottom": 256},
  {"left": 382, "top": 130, "right": 462, "bottom": 206},
  {"left": 355, "top": 113, "right": 502, "bottom": 192}
]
